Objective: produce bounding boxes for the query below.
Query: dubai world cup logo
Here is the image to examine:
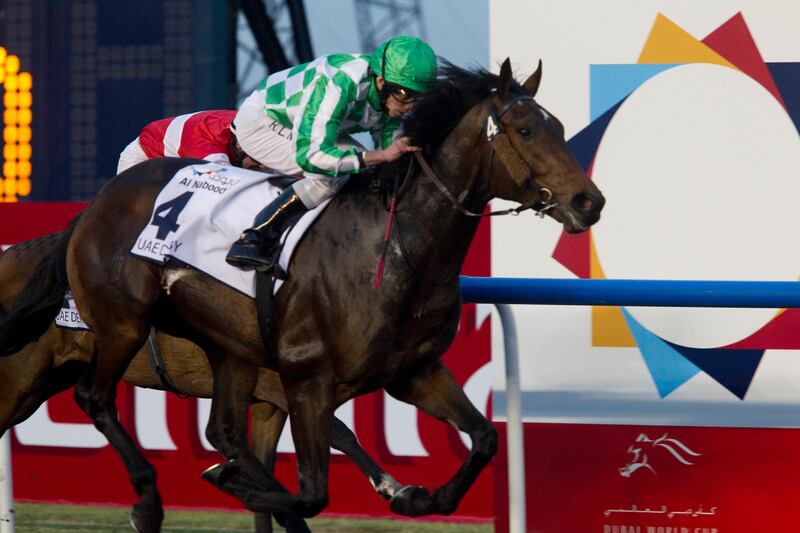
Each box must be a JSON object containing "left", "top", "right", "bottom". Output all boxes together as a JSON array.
[{"left": 554, "top": 13, "right": 800, "bottom": 400}]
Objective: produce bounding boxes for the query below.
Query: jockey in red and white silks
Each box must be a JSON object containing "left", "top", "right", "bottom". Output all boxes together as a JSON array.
[{"left": 117, "top": 110, "right": 262, "bottom": 173}]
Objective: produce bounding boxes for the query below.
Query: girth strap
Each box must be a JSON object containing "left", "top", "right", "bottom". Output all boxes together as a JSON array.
[{"left": 146, "top": 327, "right": 187, "bottom": 398}]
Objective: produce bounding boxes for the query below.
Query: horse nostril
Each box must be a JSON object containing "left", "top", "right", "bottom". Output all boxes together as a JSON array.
[
  {"left": 570, "top": 192, "right": 605, "bottom": 214},
  {"left": 572, "top": 192, "right": 600, "bottom": 213}
]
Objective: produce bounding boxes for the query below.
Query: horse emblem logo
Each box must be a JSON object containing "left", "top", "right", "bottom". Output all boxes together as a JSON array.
[{"left": 619, "top": 433, "right": 701, "bottom": 478}]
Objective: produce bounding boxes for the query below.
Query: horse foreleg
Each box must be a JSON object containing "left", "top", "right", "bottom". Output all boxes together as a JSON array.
[
  {"left": 330, "top": 417, "right": 404, "bottom": 500},
  {"left": 250, "top": 401, "right": 287, "bottom": 533},
  {"left": 202, "top": 355, "right": 310, "bottom": 532},
  {"left": 385, "top": 361, "right": 497, "bottom": 517},
  {"left": 275, "top": 370, "right": 337, "bottom": 518},
  {"left": 251, "top": 400, "right": 401, "bottom": 527}
]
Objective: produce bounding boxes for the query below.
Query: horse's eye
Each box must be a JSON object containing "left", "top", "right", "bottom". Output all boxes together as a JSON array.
[{"left": 517, "top": 127, "right": 532, "bottom": 137}]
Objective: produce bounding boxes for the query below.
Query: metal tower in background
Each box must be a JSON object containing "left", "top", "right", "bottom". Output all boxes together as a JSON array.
[
  {"left": 233, "top": 0, "right": 429, "bottom": 105},
  {"left": 354, "top": 0, "right": 427, "bottom": 51},
  {"left": 235, "top": 0, "right": 314, "bottom": 103}
]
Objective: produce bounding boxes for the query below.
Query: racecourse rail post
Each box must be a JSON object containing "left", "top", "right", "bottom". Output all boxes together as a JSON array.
[
  {"left": 459, "top": 276, "right": 800, "bottom": 533},
  {"left": 0, "top": 432, "right": 13, "bottom": 533}
]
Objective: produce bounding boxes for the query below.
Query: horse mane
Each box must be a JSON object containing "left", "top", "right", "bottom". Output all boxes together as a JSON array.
[
  {"left": 402, "top": 60, "right": 527, "bottom": 154},
  {"left": 339, "top": 62, "right": 528, "bottom": 197}
]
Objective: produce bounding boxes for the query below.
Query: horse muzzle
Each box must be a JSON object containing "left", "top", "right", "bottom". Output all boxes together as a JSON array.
[{"left": 559, "top": 190, "right": 605, "bottom": 233}]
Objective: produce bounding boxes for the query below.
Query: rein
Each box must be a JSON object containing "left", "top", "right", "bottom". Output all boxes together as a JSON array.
[
  {"left": 413, "top": 92, "right": 558, "bottom": 219},
  {"left": 372, "top": 92, "right": 559, "bottom": 288}
]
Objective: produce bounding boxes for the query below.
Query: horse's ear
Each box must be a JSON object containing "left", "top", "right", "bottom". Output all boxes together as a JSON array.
[
  {"left": 498, "top": 58, "right": 513, "bottom": 98},
  {"left": 523, "top": 60, "right": 543, "bottom": 97}
]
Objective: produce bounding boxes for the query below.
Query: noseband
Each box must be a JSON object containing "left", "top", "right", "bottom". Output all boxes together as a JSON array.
[{"left": 414, "top": 91, "right": 559, "bottom": 218}]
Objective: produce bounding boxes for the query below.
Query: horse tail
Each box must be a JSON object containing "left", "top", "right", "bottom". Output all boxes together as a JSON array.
[{"left": 0, "top": 216, "right": 80, "bottom": 357}]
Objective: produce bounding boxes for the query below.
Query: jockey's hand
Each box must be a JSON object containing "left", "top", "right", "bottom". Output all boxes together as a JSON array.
[{"left": 363, "top": 136, "right": 421, "bottom": 167}]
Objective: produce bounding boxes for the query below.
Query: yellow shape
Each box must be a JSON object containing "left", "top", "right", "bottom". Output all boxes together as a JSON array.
[
  {"left": 638, "top": 13, "right": 736, "bottom": 69},
  {"left": 593, "top": 306, "right": 637, "bottom": 347},
  {"left": 3, "top": 177, "right": 16, "bottom": 195},
  {"left": 0, "top": 47, "right": 6, "bottom": 64},
  {"left": 17, "top": 161, "right": 30, "bottom": 178},
  {"left": 17, "top": 144, "right": 30, "bottom": 160},
  {"left": 3, "top": 161, "right": 16, "bottom": 178},
  {"left": 4, "top": 109, "right": 17, "bottom": 125},
  {"left": 3, "top": 127, "right": 17, "bottom": 143},
  {"left": 18, "top": 91, "right": 31, "bottom": 108},
  {"left": 17, "top": 126, "right": 30, "bottom": 142},
  {"left": 18, "top": 72, "right": 31, "bottom": 91},
  {"left": 3, "top": 145, "right": 15, "bottom": 160},
  {"left": 4, "top": 92, "right": 17, "bottom": 107},
  {"left": 4, "top": 74, "right": 17, "bottom": 91},
  {"left": 589, "top": 233, "right": 605, "bottom": 279},
  {"left": 5, "top": 55, "right": 19, "bottom": 74},
  {"left": 18, "top": 178, "right": 30, "bottom": 196},
  {"left": 18, "top": 109, "right": 31, "bottom": 126},
  {"left": 589, "top": 232, "right": 637, "bottom": 346}
]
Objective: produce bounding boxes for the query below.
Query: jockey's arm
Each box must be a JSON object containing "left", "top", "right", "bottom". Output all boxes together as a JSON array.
[
  {"left": 362, "top": 136, "right": 420, "bottom": 166},
  {"left": 295, "top": 77, "right": 421, "bottom": 175},
  {"left": 294, "top": 77, "right": 363, "bottom": 177},
  {"left": 362, "top": 118, "right": 418, "bottom": 167}
]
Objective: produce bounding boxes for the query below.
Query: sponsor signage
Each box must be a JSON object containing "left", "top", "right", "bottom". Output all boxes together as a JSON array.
[{"left": 491, "top": 2, "right": 800, "bottom": 531}]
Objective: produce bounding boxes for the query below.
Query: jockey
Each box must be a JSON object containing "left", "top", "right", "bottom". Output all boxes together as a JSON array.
[
  {"left": 116, "top": 110, "right": 264, "bottom": 174},
  {"left": 225, "top": 35, "right": 437, "bottom": 272}
]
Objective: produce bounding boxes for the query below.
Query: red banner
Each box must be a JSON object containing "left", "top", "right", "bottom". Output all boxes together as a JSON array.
[{"left": 491, "top": 421, "right": 800, "bottom": 532}]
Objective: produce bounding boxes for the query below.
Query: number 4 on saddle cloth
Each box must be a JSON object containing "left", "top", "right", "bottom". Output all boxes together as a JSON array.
[{"left": 130, "top": 162, "right": 331, "bottom": 297}]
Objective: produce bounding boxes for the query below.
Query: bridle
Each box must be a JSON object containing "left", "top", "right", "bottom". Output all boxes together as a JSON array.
[
  {"left": 413, "top": 90, "right": 559, "bottom": 218},
  {"left": 374, "top": 90, "right": 559, "bottom": 287}
]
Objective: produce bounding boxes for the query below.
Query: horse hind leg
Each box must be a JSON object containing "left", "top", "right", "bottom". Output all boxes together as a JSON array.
[
  {"left": 73, "top": 323, "right": 164, "bottom": 533},
  {"left": 385, "top": 361, "right": 497, "bottom": 517}
]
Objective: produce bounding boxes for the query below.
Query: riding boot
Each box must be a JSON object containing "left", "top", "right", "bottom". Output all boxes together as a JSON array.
[{"left": 225, "top": 188, "right": 308, "bottom": 274}]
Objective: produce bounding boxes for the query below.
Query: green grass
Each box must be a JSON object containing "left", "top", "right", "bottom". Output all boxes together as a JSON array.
[{"left": 14, "top": 502, "right": 493, "bottom": 532}]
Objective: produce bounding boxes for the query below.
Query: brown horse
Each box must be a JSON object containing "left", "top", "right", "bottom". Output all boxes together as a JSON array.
[
  {"left": 0, "top": 234, "right": 406, "bottom": 533},
  {"left": 0, "top": 59, "right": 603, "bottom": 530}
]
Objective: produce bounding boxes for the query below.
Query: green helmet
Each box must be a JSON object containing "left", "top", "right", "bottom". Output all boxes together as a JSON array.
[{"left": 369, "top": 35, "right": 437, "bottom": 93}]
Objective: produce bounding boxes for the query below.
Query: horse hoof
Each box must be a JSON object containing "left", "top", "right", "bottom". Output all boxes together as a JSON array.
[
  {"left": 201, "top": 462, "right": 240, "bottom": 487},
  {"left": 390, "top": 485, "right": 433, "bottom": 517},
  {"left": 372, "top": 473, "right": 403, "bottom": 500},
  {"left": 129, "top": 504, "right": 163, "bottom": 533},
  {"left": 282, "top": 514, "right": 312, "bottom": 533}
]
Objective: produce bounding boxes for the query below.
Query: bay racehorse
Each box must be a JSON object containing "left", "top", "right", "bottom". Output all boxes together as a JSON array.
[
  {"left": 0, "top": 58, "right": 604, "bottom": 530},
  {"left": 0, "top": 234, "right": 406, "bottom": 533}
]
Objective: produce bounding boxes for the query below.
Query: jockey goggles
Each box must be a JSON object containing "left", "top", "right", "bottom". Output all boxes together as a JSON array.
[{"left": 384, "top": 82, "right": 420, "bottom": 104}]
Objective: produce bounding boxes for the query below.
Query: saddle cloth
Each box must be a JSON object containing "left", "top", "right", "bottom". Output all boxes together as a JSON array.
[
  {"left": 130, "top": 162, "right": 331, "bottom": 297},
  {"left": 55, "top": 291, "right": 90, "bottom": 331}
]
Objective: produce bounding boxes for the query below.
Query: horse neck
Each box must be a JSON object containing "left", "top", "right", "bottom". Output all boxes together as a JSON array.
[{"left": 399, "top": 116, "right": 490, "bottom": 282}]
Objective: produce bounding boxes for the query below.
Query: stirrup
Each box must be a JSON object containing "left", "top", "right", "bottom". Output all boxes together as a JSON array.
[{"left": 253, "top": 254, "right": 287, "bottom": 279}]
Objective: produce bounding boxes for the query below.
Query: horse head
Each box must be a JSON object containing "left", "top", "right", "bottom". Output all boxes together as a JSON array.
[{"left": 484, "top": 58, "right": 604, "bottom": 232}]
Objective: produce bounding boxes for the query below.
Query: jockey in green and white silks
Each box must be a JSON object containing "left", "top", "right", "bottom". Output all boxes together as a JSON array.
[{"left": 227, "top": 35, "right": 438, "bottom": 274}]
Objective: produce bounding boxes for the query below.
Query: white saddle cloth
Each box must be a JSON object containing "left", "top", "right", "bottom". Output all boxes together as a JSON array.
[{"left": 130, "top": 162, "right": 331, "bottom": 297}]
